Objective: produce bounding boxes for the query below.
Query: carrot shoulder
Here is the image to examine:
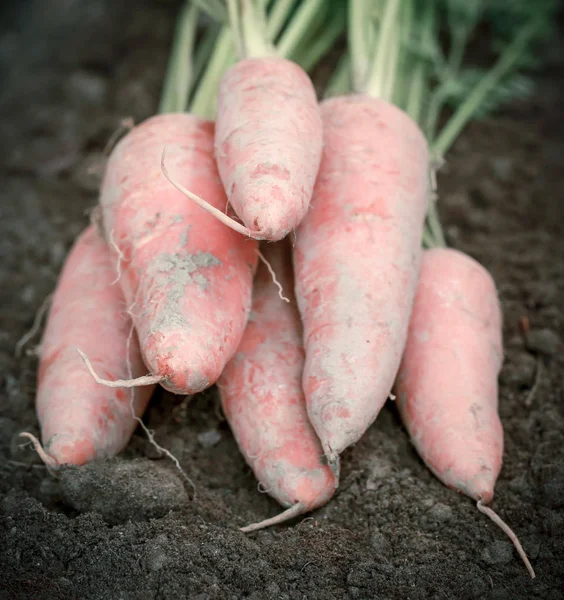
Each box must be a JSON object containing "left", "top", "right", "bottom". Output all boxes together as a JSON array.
[
  {"left": 218, "top": 241, "right": 336, "bottom": 532},
  {"left": 100, "top": 113, "right": 257, "bottom": 394},
  {"left": 27, "top": 225, "right": 153, "bottom": 467}
]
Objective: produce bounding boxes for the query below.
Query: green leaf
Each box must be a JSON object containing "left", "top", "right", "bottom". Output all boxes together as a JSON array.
[{"left": 443, "top": 69, "right": 535, "bottom": 118}]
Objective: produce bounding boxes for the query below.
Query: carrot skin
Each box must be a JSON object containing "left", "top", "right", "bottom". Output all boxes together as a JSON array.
[
  {"left": 100, "top": 114, "right": 258, "bottom": 394},
  {"left": 218, "top": 241, "right": 336, "bottom": 522},
  {"left": 35, "top": 226, "right": 153, "bottom": 466},
  {"left": 395, "top": 248, "right": 504, "bottom": 503},
  {"left": 293, "top": 95, "right": 429, "bottom": 460},
  {"left": 215, "top": 57, "right": 323, "bottom": 241}
]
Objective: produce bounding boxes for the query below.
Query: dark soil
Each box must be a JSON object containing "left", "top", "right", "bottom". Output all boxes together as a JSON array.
[{"left": 1, "top": 1, "right": 563, "bottom": 599}]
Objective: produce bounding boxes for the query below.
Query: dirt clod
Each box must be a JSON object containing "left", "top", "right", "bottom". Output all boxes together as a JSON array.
[
  {"left": 59, "top": 458, "right": 189, "bottom": 524},
  {"left": 481, "top": 540, "right": 515, "bottom": 565},
  {"left": 525, "top": 328, "right": 561, "bottom": 356}
]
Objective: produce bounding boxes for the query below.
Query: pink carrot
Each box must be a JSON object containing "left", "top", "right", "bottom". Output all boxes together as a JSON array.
[
  {"left": 395, "top": 247, "right": 535, "bottom": 579},
  {"left": 100, "top": 114, "right": 257, "bottom": 394},
  {"left": 293, "top": 95, "right": 429, "bottom": 471},
  {"left": 21, "top": 226, "right": 153, "bottom": 467},
  {"left": 214, "top": 56, "right": 322, "bottom": 240},
  {"left": 218, "top": 241, "right": 336, "bottom": 532}
]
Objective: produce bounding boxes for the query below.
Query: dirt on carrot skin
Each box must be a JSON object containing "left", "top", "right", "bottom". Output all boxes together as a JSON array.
[{"left": 1, "top": 1, "right": 563, "bottom": 599}]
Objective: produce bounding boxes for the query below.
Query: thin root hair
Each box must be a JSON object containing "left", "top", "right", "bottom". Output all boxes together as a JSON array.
[
  {"left": 240, "top": 502, "right": 306, "bottom": 533},
  {"left": 477, "top": 499, "right": 536, "bottom": 579},
  {"left": 256, "top": 250, "right": 290, "bottom": 303},
  {"left": 103, "top": 117, "right": 135, "bottom": 156},
  {"left": 18, "top": 433, "right": 59, "bottom": 470},
  {"left": 15, "top": 293, "right": 54, "bottom": 358},
  {"left": 160, "top": 146, "right": 266, "bottom": 240},
  {"left": 108, "top": 229, "right": 124, "bottom": 285},
  {"left": 77, "top": 348, "right": 163, "bottom": 387}
]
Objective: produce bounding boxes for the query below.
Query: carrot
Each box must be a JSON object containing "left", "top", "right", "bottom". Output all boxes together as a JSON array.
[
  {"left": 395, "top": 249, "right": 535, "bottom": 578},
  {"left": 385, "top": 1, "right": 552, "bottom": 578},
  {"left": 94, "top": 4, "right": 257, "bottom": 395},
  {"left": 395, "top": 248, "right": 504, "bottom": 503},
  {"left": 292, "top": 1, "right": 429, "bottom": 472},
  {"left": 100, "top": 113, "right": 257, "bottom": 394},
  {"left": 20, "top": 226, "right": 154, "bottom": 468},
  {"left": 188, "top": 0, "right": 323, "bottom": 242},
  {"left": 218, "top": 240, "right": 336, "bottom": 532}
]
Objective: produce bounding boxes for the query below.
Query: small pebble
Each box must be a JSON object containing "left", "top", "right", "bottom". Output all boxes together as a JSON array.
[
  {"left": 65, "top": 70, "right": 109, "bottom": 107},
  {"left": 370, "top": 530, "right": 390, "bottom": 554},
  {"left": 197, "top": 429, "right": 221, "bottom": 448},
  {"left": 542, "top": 472, "right": 564, "bottom": 509},
  {"left": 472, "top": 179, "right": 504, "bottom": 207},
  {"left": 491, "top": 156, "right": 513, "bottom": 182},
  {"left": 524, "top": 281, "right": 558, "bottom": 308},
  {"left": 481, "top": 540, "right": 513, "bottom": 565},
  {"left": 500, "top": 352, "right": 536, "bottom": 388},
  {"left": 428, "top": 502, "right": 453, "bottom": 523},
  {"left": 526, "top": 328, "right": 561, "bottom": 356},
  {"left": 145, "top": 534, "right": 170, "bottom": 572}
]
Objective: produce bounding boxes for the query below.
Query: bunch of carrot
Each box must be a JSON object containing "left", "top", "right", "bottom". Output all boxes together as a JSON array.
[{"left": 19, "top": 0, "right": 555, "bottom": 579}]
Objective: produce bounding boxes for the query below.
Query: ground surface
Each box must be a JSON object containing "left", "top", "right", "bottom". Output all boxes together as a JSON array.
[{"left": 0, "top": 1, "right": 563, "bottom": 599}]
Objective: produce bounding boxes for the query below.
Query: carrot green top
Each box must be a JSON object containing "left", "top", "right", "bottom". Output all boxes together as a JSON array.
[
  {"left": 346, "top": 0, "right": 557, "bottom": 249},
  {"left": 190, "top": 0, "right": 347, "bottom": 119}
]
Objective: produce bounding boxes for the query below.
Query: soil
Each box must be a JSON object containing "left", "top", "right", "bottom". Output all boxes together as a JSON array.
[{"left": 1, "top": 1, "right": 563, "bottom": 599}]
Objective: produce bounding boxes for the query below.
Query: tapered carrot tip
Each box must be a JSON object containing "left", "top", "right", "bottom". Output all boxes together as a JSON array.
[{"left": 327, "top": 453, "right": 340, "bottom": 484}]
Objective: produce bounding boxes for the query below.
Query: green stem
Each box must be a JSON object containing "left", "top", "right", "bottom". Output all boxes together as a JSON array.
[
  {"left": 158, "top": 1, "right": 200, "bottom": 114},
  {"left": 255, "top": 0, "right": 269, "bottom": 41},
  {"left": 191, "top": 22, "right": 221, "bottom": 96},
  {"left": 324, "top": 52, "right": 351, "bottom": 98},
  {"left": 191, "top": 0, "right": 226, "bottom": 22},
  {"left": 266, "top": 0, "right": 295, "bottom": 41},
  {"left": 381, "top": 8, "right": 401, "bottom": 102},
  {"left": 422, "top": 227, "right": 438, "bottom": 249},
  {"left": 425, "top": 83, "right": 450, "bottom": 142},
  {"left": 426, "top": 198, "right": 446, "bottom": 248},
  {"left": 290, "top": 5, "right": 345, "bottom": 72},
  {"left": 392, "top": 0, "right": 412, "bottom": 108},
  {"left": 348, "top": 0, "right": 370, "bottom": 92},
  {"left": 432, "top": 15, "right": 543, "bottom": 157},
  {"left": 238, "top": 0, "right": 275, "bottom": 57},
  {"left": 227, "top": 0, "right": 244, "bottom": 57},
  {"left": 447, "top": 29, "right": 468, "bottom": 77},
  {"left": 405, "top": 0, "right": 435, "bottom": 123},
  {"left": 189, "top": 27, "right": 235, "bottom": 119},
  {"left": 276, "top": 0, "right": 325, "bottom": 59},
  {"left": 364, "top": 0, "right": 401, "bottom": 98}
]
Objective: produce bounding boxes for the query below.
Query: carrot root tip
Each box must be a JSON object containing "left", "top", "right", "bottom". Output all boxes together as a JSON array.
[
  {"left": 327, "top": 453, "right": 340, "bottom": 485},
  {"left": 240, "top": 502, "right": 307, "bottom": 533},
  {"left": 477, "top": 500, "right": 536, "bottom": 579}
]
